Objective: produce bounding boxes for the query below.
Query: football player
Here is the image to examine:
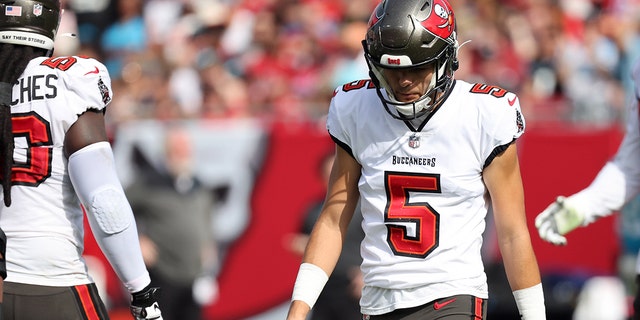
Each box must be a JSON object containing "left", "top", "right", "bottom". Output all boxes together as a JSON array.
[
  {"left": 287, "top": 0, "right": 546, "bottom": 319},
  {"left": 536, "top": 58, "right": 640, "bottom": 319},
  {"left": 0, "top": 1, "right": 162, "bottom": 319}
]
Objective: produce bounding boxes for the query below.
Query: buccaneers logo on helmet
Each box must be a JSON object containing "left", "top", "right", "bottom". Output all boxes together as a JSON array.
[{"left": 420, "top": 0, "right": 455, "bottom": 40}]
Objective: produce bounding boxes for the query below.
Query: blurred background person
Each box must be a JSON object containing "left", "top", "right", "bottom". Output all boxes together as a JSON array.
[{"left": 125, "top": 125, "right": 219, "bottom": 320}]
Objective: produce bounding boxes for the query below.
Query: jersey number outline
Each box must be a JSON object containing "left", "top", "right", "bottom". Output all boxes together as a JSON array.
[
  {"left": 40, "top": 56, "right": 79, "bottom": 71},
  {"left": 384, "top": 171, "right": 441, "bottom": 258},
  {"left": 469, "top": 83, "right": 507, "bottom": 98},
  {"left": 10, "top": 112, "right": 53, "bottom": 186}
]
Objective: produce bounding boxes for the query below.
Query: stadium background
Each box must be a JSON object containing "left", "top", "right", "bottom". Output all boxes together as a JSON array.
[{"left": 57, "top": 0, "right": 640, "bottom": 318}]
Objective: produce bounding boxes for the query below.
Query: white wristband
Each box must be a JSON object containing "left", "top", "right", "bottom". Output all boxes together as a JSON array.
[
  {"left": 513, "top": 283, "right": 546, "bottom": 319},
  {"left": 291, "top": 263, "right": 329, "bottom": 309}
]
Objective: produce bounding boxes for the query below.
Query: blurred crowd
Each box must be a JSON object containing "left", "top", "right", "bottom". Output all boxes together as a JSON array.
[{"left": 55, "top": 0, "right": 640, "bottom": 133}]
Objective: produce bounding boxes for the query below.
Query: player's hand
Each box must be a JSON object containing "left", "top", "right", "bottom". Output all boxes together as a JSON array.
[
  {"left": 130, "top": 285, "right": 163, "bottom": 320},
  {"left": 535, "top": 196, "right": 584, "bottom": 246}
]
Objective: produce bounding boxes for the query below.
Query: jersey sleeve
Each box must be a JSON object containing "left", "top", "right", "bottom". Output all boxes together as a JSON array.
[
  {"left": 326, "top": 87, "right": 354, "bottom": 156},
  {"left": 58, "top": 56, "right": 113, "bottom": 116},
  {"left": 491, "top": 93, "right": 526, "bottom": 143},
  {"left": 480, "top": 92, "right": 526, "bottom": 167}
]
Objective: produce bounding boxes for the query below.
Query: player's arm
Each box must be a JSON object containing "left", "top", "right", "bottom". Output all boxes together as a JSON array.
[
  {"left": 535, "top": 101, "right": 640, "bottom": 245},
  {"left": 286, "top": 145, "right": 362, "bottom": 320},
  {"left": 534, "top": 162, "right": 626, "bottom": 245},
  {"left": 484, "top": 143, "right": 546, "bottom": 319},
  {"left": 65, "top": 110, "right": 162, "bottom": 320}
]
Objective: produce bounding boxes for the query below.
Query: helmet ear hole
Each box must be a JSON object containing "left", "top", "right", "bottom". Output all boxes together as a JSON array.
[{"left": 0, "top": 0, "right": 61, "bottom": 50}]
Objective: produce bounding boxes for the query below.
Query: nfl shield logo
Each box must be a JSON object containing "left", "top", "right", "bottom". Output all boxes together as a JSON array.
[
  {"left": 33, "top": 4, "right": 42, "bottom": 16},
  {"left": 408, "top": 135, "right": 420, "bottom": 148}
]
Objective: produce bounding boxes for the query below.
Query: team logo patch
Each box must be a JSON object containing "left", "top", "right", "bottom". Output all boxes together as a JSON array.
[
  {"left": 408, "top": 135, "right": 420, "bottom": 149},
  {"left": 33, "top": 4, "right": 42, "bottom": 16},
  {"left": 515, "top": 109, "right": 524, "bottom": 133},
  {"left": 97, "top": 77, "right": 111, "bottom": 105},
  {"left": 367, "top": 2, "right": 384, "bottom": 28},
  {"left": 5, "top": 6, "right": 22, "bottom": 16},
  {"left": 419, "top": 0, "right": 455, "bottom": 39}
]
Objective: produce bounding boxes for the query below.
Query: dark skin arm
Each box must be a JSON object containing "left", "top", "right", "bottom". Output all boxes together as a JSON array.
[{"left": 63, "top": 110, "right": 108, "bottom": 158}]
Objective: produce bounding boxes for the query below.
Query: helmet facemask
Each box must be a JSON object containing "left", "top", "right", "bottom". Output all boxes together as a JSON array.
[{"left": 365, "top": 41, "right": 456, "bottom": 120}]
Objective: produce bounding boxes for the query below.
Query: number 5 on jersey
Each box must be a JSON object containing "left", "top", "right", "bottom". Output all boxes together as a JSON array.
[{"left": 384, "top": 172, "right": 441, "bottom": 258}]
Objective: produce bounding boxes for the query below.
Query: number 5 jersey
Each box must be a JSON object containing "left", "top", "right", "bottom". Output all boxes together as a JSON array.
[{"left": 327, "top": 78, "right": 525, "bottom": 315}]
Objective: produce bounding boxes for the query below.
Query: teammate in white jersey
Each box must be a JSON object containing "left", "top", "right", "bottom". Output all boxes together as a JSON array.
[
  {"left": 536, "top": 59, "right": 640, "bottom": 319},
  {"left": 287, "top": 0, "right": 546, "bottom": 319},
  {"left": 0, "top": 1, "right": 162, "bottom": 319}
]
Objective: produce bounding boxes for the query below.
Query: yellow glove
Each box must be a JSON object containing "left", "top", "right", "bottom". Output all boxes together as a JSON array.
[{"left": 534, "top": 196, "right": 585, "bottom": 246}]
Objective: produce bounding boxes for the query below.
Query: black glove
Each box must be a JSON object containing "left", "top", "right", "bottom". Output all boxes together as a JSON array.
[{"left": 130, "top": 285, "right": 163, "bottom": 320}]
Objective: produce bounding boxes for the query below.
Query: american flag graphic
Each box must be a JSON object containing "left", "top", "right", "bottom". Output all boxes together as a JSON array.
[{"left": 5, "top": 6, "right": 22, "bottom": 17}]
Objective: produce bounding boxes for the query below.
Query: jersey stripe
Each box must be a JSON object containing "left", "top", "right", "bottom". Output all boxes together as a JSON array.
[{"left": 473, "top": 296, "right": 483, "bottom": 319}]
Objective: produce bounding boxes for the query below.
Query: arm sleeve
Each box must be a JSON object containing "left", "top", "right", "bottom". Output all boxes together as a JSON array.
[{"left": 68, "top": 141, "right": 151, "bottom": 293}]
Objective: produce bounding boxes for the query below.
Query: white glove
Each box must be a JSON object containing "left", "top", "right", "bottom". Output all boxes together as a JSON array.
[{"left": 534, "top": 196, "right": 585, "bottom": 246}]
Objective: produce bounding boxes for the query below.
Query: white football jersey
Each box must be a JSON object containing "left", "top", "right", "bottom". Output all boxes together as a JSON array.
[
  {"left": 0, "top": 56, "right": 112, "bottom": 286},
  {"left": 327, "top": 79, "right": 525, "bottom": 315}
]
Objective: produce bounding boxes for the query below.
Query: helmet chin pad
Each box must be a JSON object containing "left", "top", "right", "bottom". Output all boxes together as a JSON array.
[{"left": 392, "top": 95, "right": 432, "bottom": 117}]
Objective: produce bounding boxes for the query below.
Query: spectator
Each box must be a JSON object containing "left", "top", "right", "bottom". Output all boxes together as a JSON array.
[
  {"left": 100, "top": 0, "right": 146, "bottom": 80},
  {"left": 125, "top": 125, "right": 218, "bottom": 320}
]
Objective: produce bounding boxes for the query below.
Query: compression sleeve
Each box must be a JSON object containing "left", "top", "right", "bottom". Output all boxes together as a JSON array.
[{"left": 68, "top": 141, "right": 151, "bottom": 293}]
